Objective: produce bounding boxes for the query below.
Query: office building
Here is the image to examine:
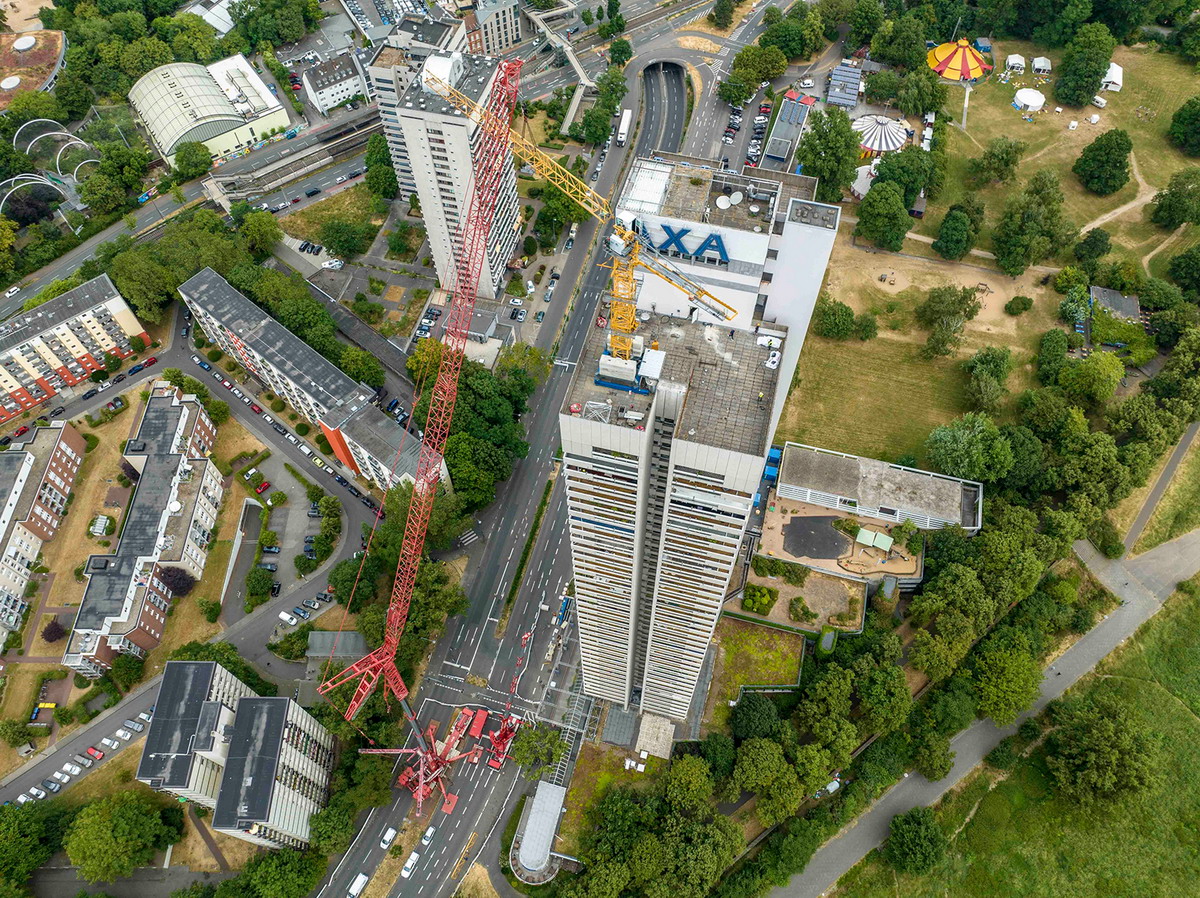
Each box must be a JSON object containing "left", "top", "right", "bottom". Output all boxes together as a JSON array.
[
  {"left": 560, "top": 154, "right": 840, "bottom": 721},
  {"left": 135, "top": 660, "right": 258, "bottom": 807},
  {"left": 302, "top": 53, "right": 370, "bottom": 115},
  {"left": 366, "top": 17, "right": 466, "bottom": 200},
  {"left": 212, "top": 696, "right": 335, "bottom": 849},
  {"left": 63, "top": 383, "right": 223, "bottom": 677},
  {"left": 465, "top": 0, "right": 522, "bottom": 56},
  {"left": 129, "top": 54, "right": 290, "bottom": 167},
  {"left": 0, "top": 422, "right": 86, "bottom": 642},
  {"left": 0, "top": 274, "right": 149, "bottom": 425},
  {"left": 394, "top": 51, "right": 521, "bottom": 300},
  {"left": 178, "top": 268, "right": 424, "bottom": 490}
]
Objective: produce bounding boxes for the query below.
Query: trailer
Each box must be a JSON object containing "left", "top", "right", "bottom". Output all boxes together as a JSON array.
[{"left": 617, "top": 109, "right": 632, "bottom": 146}]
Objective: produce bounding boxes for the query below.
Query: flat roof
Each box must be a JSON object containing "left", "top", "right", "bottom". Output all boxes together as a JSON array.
[
  {"left": 1089, "top": 285, "right": 1140, "bottom": 320},
  {"left": 517, "top": 781, "right": 568, "bottom": 871},
  {"left": 305, "top": 629, "right": 368, "bottom": 659},
  {"left": 306, "top": 54, "right": 360, "bottom": 89},
  {"left": 0, "top": 31, "right": 65, "bottom": 114},
  {"left": 338, "top": 403, "right": 423, "bottom": 479},
  {"left": 827, "top": 60, "right": 862, "bottom": 108},
  {"left": 778, "top": 443, "right": 982, "bottom": 528},
  {"left": 0, "top": 424, "right": 73, "bottom": 550},
  {"left": 136, "top": 661, "right": 217, "bottom": 788},
  {"left": 565, "top": 311, "right": 783, "bottom": 456},
  {"left": 212, "top": 697, "right": 287, "bottom": 830},
  {"left": 400, "top": 51, "right": 498, "bottom": 118},
  {"left": 0, "top": 274, "right": 122, "bottom": 356}
]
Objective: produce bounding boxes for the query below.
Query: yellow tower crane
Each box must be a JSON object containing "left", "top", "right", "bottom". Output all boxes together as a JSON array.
[{"left": 423, "top": 70, "right": 738, "bottom": 360}]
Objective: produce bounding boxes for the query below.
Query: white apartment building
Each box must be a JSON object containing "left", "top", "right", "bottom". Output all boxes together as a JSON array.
[
  {"left": 559, "top": 154, "right": 841, "bottom": 722},
  {"left": 0, "top": 423, "right": 86, "bottom": 642},
  {"left": 136, "top": 660, "right": 258, "bottom": 807},
  {"left": 302, "top": 53, "right": 370, "bottom": 115},
  {"left": 396, "top": 51, "right": 522, "bottom": 301},
  {"left": 466, "top": 0, "right": 522, "bottom": 55},
  {"left": 213, "top": 696, "right": 335, "bottom": 849},
  {"left": 366, "top": 17, "right": 466, "bottom": 199},
  {"left": 178, "top": 268, "right": 425, "bottom": 491}
]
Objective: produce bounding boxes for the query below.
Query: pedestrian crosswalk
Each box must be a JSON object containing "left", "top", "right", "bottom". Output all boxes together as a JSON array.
[{"left": 458, "top": 529, "right": 480, "bottom": 547}]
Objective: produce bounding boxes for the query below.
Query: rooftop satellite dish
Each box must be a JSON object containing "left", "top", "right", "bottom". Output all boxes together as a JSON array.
[
  {"left": 715, "top": 195, "right": 731, "bottom": 209},
  {"left": 729, "top": 191, "right": 744, "bottom": 205}
]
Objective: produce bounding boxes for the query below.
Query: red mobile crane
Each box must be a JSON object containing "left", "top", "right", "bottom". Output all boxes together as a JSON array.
[{"left": 317, "top": 59, "right": 524, "bottom": 811}]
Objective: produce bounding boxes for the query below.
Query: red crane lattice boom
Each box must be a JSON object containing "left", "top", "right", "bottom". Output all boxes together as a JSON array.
[{"left": 319, "top": 59, "right": 524, "bottom": 720}]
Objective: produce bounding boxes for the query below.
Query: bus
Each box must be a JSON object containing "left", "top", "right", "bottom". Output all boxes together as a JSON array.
[{"left": 617, "top": 108, "right": 632, "bottom": 146}]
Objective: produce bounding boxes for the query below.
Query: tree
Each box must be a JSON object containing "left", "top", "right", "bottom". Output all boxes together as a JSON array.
[
  {"left": 931, "top": 209, "right": 973, "bottom": 260},
  {"left": 795, "top": 109, "right": 858, "bottom": 203},
  {"left": 1074, "top": 227, "right": 1113, "bottom": 264},
  {"left": 1059, "top": 350, "right": 1125, "bottom": 406},
  {"left": 729, "top": 692, "right": 781, "bottom": 740},
  {"left": 965, "top": 136, "right": 1026, "bottom": 187},
  {"left": 1169, "top": 245, "right": 1200, "bottom": 295},
  {"left": 663, "top": 754, "right": 714, "bottom": 811},
  {"left": 320, "top": 219, "right": 373, "bottom": 259},
  {"left": 110, "top": 653, "right": 145, "bottom": 690},
  {"left": 41, "top": 619, "right": 66, "bottom": 643},
  {"left": 609, "top": 38, "right": 633, "bottom": 67},
  {"left": 873, "top": 145, "right": 932, "bottom": 208},
  {"left": 970, "top": 636, "right": 1042, "bottom": 726},
  {"left": 1046, "top": 697, "right": 1160, "bottom": 803},
  {"left": 846, "top": 0, "right": 884, "bottom": 46},
  {"left": 857, "top": 664, "right": 912, "bottom": 735},
  {"left": 308, "top": 801, "right": 356, "bottom": 855},
  {"left": 812, "top": 295, "right": 855, "bottom": 338},
  {"left": 80, "top": 173, "right": 126, "bottom": 215},
  {"left": 1073, "top": 129, "right": 1132, "bottom": 196},
  {"left": 1168, "top": 96, "right": 1200, "bottom": 157},
  {"left": 231, "top": 849, "right": 325, "bottom": 898},
  {"left": 340, "top": 346, "right": 385, "bottom": 388},
  {"left": 64, "top": 792, "right": 177, "bottom": 882},
  {"left": 240, "top": 210, "right": 281, "bottom": 256},
  {"left": 854, "top": 181, "right": 911, "bottom": 251},
  {"left": 158, "top": 566, "right": 196, "bottom": 597},
  {"left": 1054, "top": 23, "right": 1117, "bottom": 107},
  {"left": 992, "top": 170, "right": 1077, "bottom": 276},
  {"left": 855, "top": 312, "right": 877, "bottom": 340},
  {"left": 731, "top": 45, "right": 787, "bottom": 86},
  {"left": 97, "top": 142, "right": 149, "bottom": 190},
  {"left": 759, "top": 6, "right": 823, "bottom": 60},
  {"left": 0, "top": 802, "right": 71, "bottom": 885},
  {"left": 0, "top": 720, "right": 34, "bottom": 747},
  {"left": 581, "top": 7, "right": 593, "bottom": 24},
  {"left": 699, "top": 732, "right": 736, "bottom": 780},
  {"left": 914, "top": 284, "right": 981, "bottom": 357},
  {"left": 172, "top": 142, "right": 213, "bottom": 181},
  {"left": 365, "top": 164, "right": 397, "bottom": 199},
  {"left": 926, "top": 413, "right": 1014, "bottom": 482},
  {"left": 508, "top": 722, "right": 568, "bottom": 779},
  {"left": 717, "top": 78, "right": 752, "bottom": 107},
  {"left": 364, "top": 133, "right": 392, "bottom": 170},
  {"left": 0, "top": 91, "right": 64, "bottom": 139},
  {"left": 733, "top": 737, "right": 788, "bottom": 794},
  {"left": 885, "top": 807, "right": 947, "bottom": 873},
  {"left": 1152, "top": 167, "right": 1200, "bottom": 228},
  {"left": 496, "top": 342, "right": 553, "bottom": 385},
  {"left": 245, "top": 567, "right": 273, "bottom": 596}
]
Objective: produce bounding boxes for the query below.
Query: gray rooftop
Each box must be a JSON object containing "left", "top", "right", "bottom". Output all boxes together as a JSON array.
[
  {"left": 399, "top": 51, "right": 499, "bottom": 118},
  {"left": 565, "top": 312, "right": 783, "bottom": 457},
  {"left": 136, "top": 661, "right": 217, "bottom": 788},
  {"left": 0, "top": 274, "right": 121, "bottom": 356},
  {"left": 1089, "top": 285, "right": 1141, "bottom": 320},
  {"left": 778, "top": 443, "right": 981, "bottom": 527},
  {"left": 827, "top": 60, "right": 862, "bottom": 108},
  {"left": 339, "top": 404, "right": 423, "bottom": 480},
  {"left": 306, "top": 54, "right": 361, "bottom": 89},
  {"left": 305, "top": 629, "right": 368, "bottom": 659},
  {"left": 212, "top": 697, "right": 287, "bottom": 831},
  {"left": 518, "top": 781, "right": 568, "bottom": 872},
  {"left": 72, "top": 397, "right": 188, "bottom": 631}
]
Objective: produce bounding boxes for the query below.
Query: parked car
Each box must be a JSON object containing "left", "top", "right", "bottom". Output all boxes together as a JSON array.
[
  {"left": 50, "top": 406, "right": 65, "bottom": 417},
  {"left": 99, "top": 737, "right": 119, "bottom": 750},
  {"left": 250, "top": 403, "right": 263, "bottom": 414},
  {"left": 27, "top": 787, "right": 46, "bottom": 800},
  {"left": 271, "top": 580, "right": 282, "bottom": 596},
  {"left": 40, "top": 780, "right": 61, "bottom": 793},
  {"left": 72, "top": 753, "right": 94, "bottom": 768},
  {"left": 137, "top": 709, "right": 153, "bottom": 723},
  {"left": 278, "top": 611, "right": 298, "bottom": 626},
  {"left": 303, "top": 598, "right": 320, "bottom": 611},
  {"left": 257, "top": 562, "right": 278, "bottom": 572},
  {"left": 81, "top": 389, "right": 98, "bottom": 400},
  {"left": 62, "top": 762, "right": 83, "bottom": 776},
  {"left": 51, "top": 770, "right": 70, "bottom": 784},
  {"left": 13, "top": 425, "right": 28, "bottom": 437},
  {"left": 86, "top": 746, "right": 104, "bottom": 760},
  {"left": 262, "top": 545, "right": 281, "bottom": 554},
  {"left": 292, "top": 606, "right": 311, "bottom": 621}
]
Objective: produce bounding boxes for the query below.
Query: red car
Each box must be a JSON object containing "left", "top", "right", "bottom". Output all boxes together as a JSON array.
[
  {"left": 86, "top": 746, "right": 104, "bottom": 760},
  {"left": 13, "top": 425, "right": 28, "bottom": 437},
  {"left": 255, "top": 480, "right": 271, "bottom": 494},
  {"left": 250, "top": 403, "right": 262, "bottom": 414},
  {"left": 291, "top": 84, "right": 302, "bottom": 90},
  {"left": 144, "top": 357, "right": 157, "bottom": 366}
]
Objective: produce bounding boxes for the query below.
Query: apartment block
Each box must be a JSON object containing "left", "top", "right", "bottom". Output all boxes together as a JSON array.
[
  {"left": 63, "top": 383, "right": 223, "bottom": 677},
  {"left": 178, "top": 268, "right": 424, "bottom": 491},
  {"left": 395, "top": 51, "right": 521, "bottom": 300},
  {"left": 302, "top": 53, "right": 370, "bottom": 115},
  {"left": 465, "top": 0, "right": 522, "bottom": 55},
  {"left": 0, "top": 274, "right": 149, "bottom": 424},
  {"left": 366, "top": 17, "right": 466, "bottom": 199},
  {"left": 136, "top": 660, "right": 258, "bottom": 807},
  {"left": 0, "top": 422, "right": 86, "bottom": 641},
  {"left": 213, "top": 697, "right": 335, "bottom": 849}
]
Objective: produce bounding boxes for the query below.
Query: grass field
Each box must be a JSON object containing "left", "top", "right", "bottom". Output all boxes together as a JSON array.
[
  {"left": 832, "top": 575, "right": 1200, "bottom": 898},
  {"left": 280, "top": 185, "right": 385, "bottom": 245},
  {"left": 558, "top": 742, "right": 663, "bottom": 857},
  {"left": 1131, "top": 436, "right": 1200, "bottom": 554},
  {"left": 705, "top": 618, "right": 804, "bottom": 730},
  {"left": 913, "top": 42, "right": 1200, "bottom": 253}
]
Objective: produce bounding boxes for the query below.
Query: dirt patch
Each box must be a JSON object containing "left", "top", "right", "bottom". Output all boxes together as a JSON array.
[
  {"left": 732, "top": 568, "right": 864, "bottom": 632},
  {"left": 458, "top": 863, "right": 501, "bottom": 898},
  {"left": 1, "top": 1, "right": 56, "bottom": 36},
  {"left": 676, "top": 35, "right": 721, "bottom": 53},
  {"left": 28, "top": 612, "right": 67, "bottom": 658}
]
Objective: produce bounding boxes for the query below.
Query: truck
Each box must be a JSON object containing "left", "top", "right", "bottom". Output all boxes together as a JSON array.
[
  {"left": 617, "top": 108, "right": 632, "bottom": 146},
  {"left": 469, "top": 709, "right": 489, "bottom": 739}
]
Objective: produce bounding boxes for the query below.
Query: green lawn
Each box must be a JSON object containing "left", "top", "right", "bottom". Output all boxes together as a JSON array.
[
  {"left": 279, "top": 184, "right": 385, "bottom": 245},
  {"left": 914, "top": 42, "right": 1200, "bottom": 255},
  {"left": 706, "top": 618, "right": 804, "bottom": 730},
  {"left": 1132, "top": 436, "right": 1200, "bottom": 554},
  {"left": 558, "top": 743, "right": 663, "bottom": 857},
  {"left": 777, "top": 334, "right": 969, "bottom": 464},
  {"left": 834, "top": 575, "right": 1200, "bottom": 898}
]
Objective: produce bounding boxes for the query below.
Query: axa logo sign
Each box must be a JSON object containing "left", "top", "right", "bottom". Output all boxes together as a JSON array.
[{"left": 657, "top": 225, "right": 730, "bottom": 263}]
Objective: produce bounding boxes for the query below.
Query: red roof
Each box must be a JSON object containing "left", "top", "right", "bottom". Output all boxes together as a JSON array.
[
  {"left": 784, "top": 89, "right": 800, "bottom": 101},
  {"left": 799, "top": 95, "right": 817, "bottom": 106}
]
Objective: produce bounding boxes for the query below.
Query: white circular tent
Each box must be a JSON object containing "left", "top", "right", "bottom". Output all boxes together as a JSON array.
[
  {"left": 1014, "top": 88, "right": 1045, "bottom": 112},
  {"left": 852, "top": 114, "right": 908, "bottom": 155}
]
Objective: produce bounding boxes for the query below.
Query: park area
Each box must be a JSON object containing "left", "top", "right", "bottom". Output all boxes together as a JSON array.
[
  {"left": 1130, "top": 437, "right": 1200, "bottom": 554},
  {"left": 279, "top": 184, "right": 386, "bottom": 247},
  {"left": 833, "top": 574, "right": 1200, "bottom": 898},
  {"left": 557, "top": 742, "right": 664, "bottom": 857},
  {"left": 703, "top": 617, "right": 804, "bottom": 732}
]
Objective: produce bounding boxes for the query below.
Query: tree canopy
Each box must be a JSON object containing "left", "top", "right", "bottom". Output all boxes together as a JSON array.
[
  {"left": 885, "top": 807, "right": 947, "bottom": 873},
  {"left": 794, "top": 108, "right": 859, "bottom": 203},
  {"left": 508, "top": 722, "right": 569, "bottom": 779},
  {"left": 1053, "top": 23, "right": 1116, "bottom": 106},
  {"left": 1046, "top": 696, "right": 1160, "bottom": 803},
  {"left": 1072, "top": 129, "right": 1132, "bottom": 195},
  {"left": 64, "top": 792, "right": 180, "bottom": 882},
  {"left": 1168, "top": 96, "right": 1200, "bottom": 157},
  {"left": 854, "top": 181, "right": 911, "bottom": 251}
]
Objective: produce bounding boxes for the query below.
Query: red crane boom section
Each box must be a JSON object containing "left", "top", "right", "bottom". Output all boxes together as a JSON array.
[{"left": 319, "top": 59, "right": 524, "bottom": 719}]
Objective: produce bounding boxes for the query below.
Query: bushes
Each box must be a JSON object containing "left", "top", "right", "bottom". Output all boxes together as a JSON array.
[
  {"left": 270, "top": 399, "right": 286, "bottom": 413},
  {"left": 206, "top": 349, "right": 223, "bottom": 363},
  {"left": 1088, "top": 514, "right": 1125, "bottom": 558},
  {"left": 197, "top": 598, "right": 221, "bottom": 623},
  {"left": 268, "top": 623, "right": 314, "bottom": 660},
  {"left": 751, "top": 555, "right": 810, "bottom": 586},
  {"left": 296, "top": 422, "right": 310, "bottom": 437},
  {"left": 985, "top": 735, "right": 1020, "bottom": 770},
  {"left": 742, "top": 584, "right": 779, "bottom": 615},
  {"left": 1005, "top": 295, "right": 1033, "bottom": 316},
  {"left": 788, "top": 596, "right": 818, "bottom": 623},
  {"left": 41, "top": 619, "right": 66, "bottom": 643}
]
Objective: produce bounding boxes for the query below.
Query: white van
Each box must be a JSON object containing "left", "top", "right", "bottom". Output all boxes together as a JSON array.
[
  {"left": 380, "top": 827, "right": 397, "bottom": 849},
  {"left": 348, "top": 873, "right": 369, "bottom": 898},
  {"left": 299, "top": 444, "right": 313, "bottom": 457},
  {"left": 278, "top": 611, "right": 298, "bottom": 626}
]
